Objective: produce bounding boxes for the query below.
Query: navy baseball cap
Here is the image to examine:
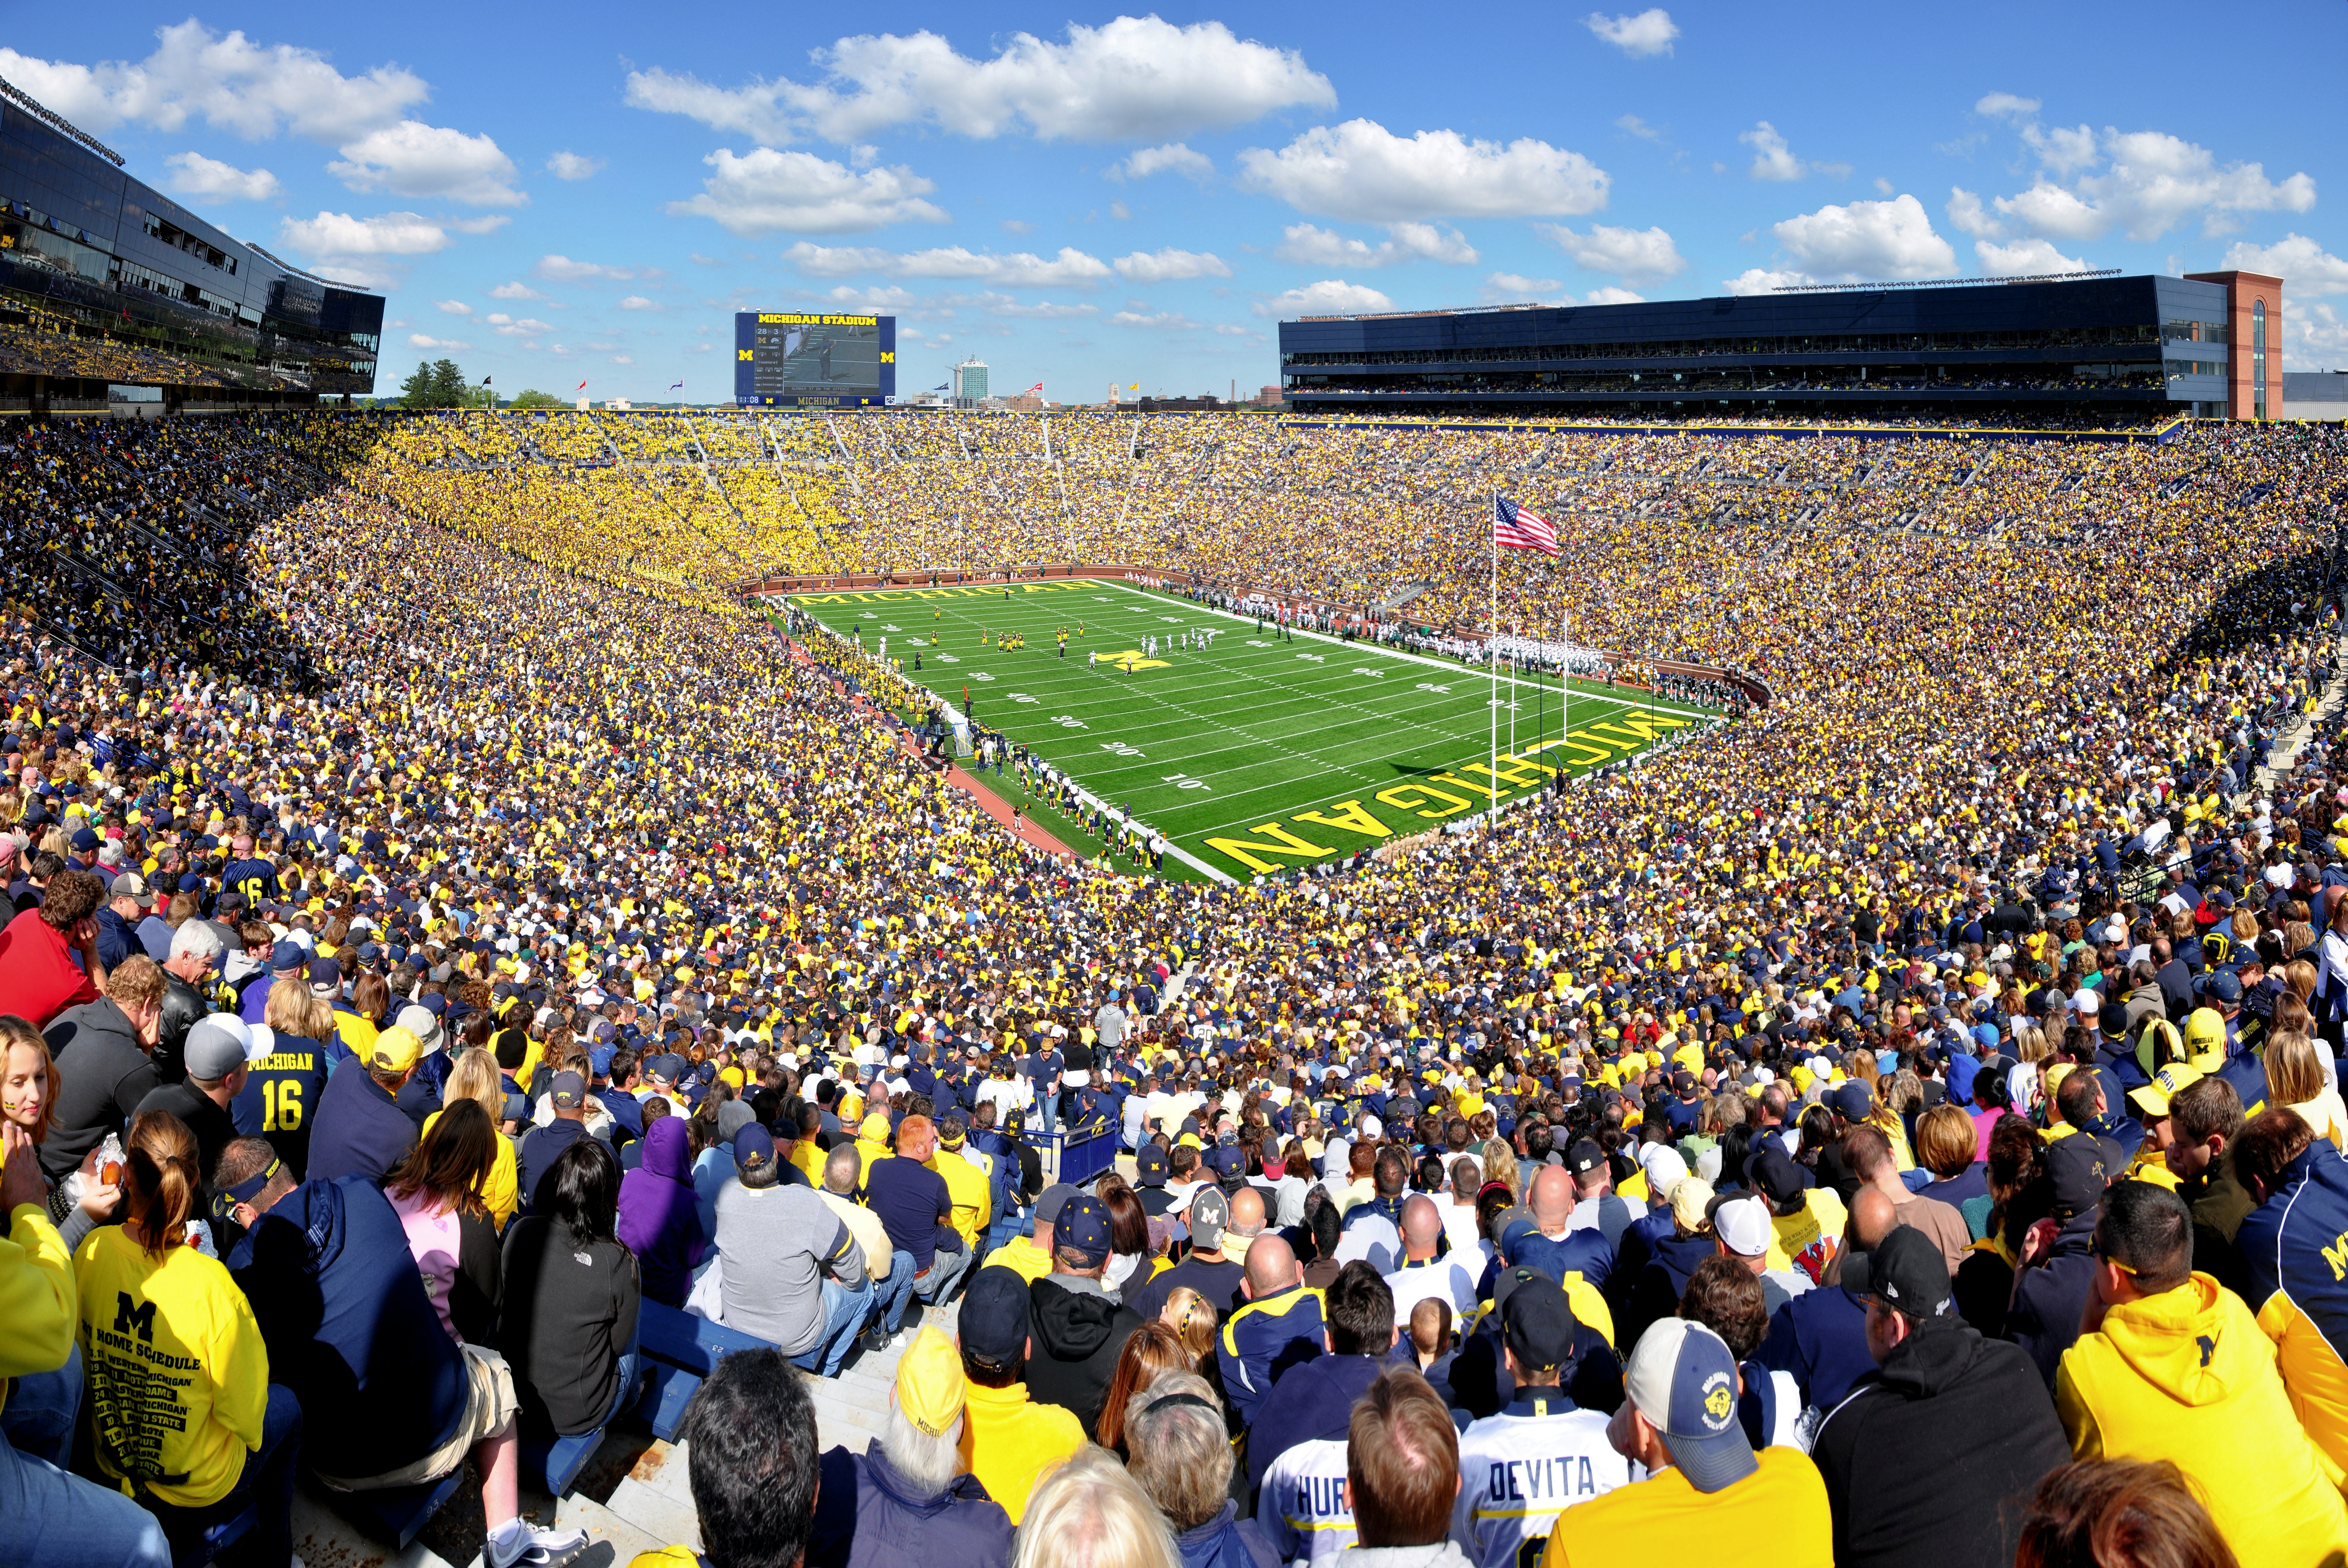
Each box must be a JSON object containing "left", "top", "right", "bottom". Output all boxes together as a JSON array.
[
  {"left": 1057, "top": 1194, "right": 1113, "bottom": 1268},
  {"left": 734, "top": 1124, "right": 777, "bottom": 1174},
  {"left": 1135, "top": 1143, "right": 1170, "bottom": 1186},
  {"left": 1500, "top": 1278, "right": 1579, "bottom": 1371},
  {"left": 1621, "top": 1318, "right": 1758, "bottom": 1494},
  {"left": 960, "top": 1266, "right": 1031, "bottom": 1370}
]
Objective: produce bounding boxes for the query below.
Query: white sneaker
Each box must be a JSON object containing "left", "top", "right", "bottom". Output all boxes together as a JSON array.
[{"left": 486, "top": 1521, "right": 588, "bottom": 1568}]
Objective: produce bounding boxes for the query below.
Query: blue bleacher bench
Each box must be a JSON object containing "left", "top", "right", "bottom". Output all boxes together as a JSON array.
[
  {"left": 166, "top": 1499, "right": 256, "bottom": 1567},
  {"left": 320, "top": 1468, "right": 466, "bottom": 1551},
  {"left": 522, "top": 1424, "right": 607, "bottom": 1499},
  {"left": 635, "top": 1300, "right": 785, "bottom": 1443}
]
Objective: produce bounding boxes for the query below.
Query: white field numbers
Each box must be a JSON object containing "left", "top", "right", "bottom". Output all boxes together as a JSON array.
[{"left": 1164, "top": 773, "right": 1210, "bottom": 791}]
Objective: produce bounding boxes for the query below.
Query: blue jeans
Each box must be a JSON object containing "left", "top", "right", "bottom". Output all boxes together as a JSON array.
[
  {"left": 914, "top": 1245, "right": 972, "bottom": 1310},
  {"left": 791, "top": 1277, "right": 873, "bottom": 1379},
  {"left": 145, "top": 1382, "right": 302, "bottom": 1568},
  {"left": 598, "top": 1315, "right": 645, "bottom": 1429},
  {"left": 873, "top": 1247, "right": 918, "bottom": 1335},
  {"left": 0, "top": 1343, "right": 80, "bottom": 1466},
  {"left": 1037, "top": 1093, "right": 1060, "bottom": 1138},
  {"left": 0, "top": 1432, "right": 170, "bottom": 1568}
]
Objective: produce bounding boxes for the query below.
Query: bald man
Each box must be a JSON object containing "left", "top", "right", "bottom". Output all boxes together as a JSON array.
[
  {"left": 1226, "top": 1185, "right": 1268, "bottom": 1249},
  {"left": 1217, "top": 1233, "right": 1328, "bottom": 1426},
  {"left": 1755, "top": 1183, "right": 1894, "bottom": 1415},
  {"left": 1384, "top": 1194, "right": 1479, "bottom": 1318},
  {"left": 1509, "top": 1165, "right": 1616, "bottom": 1293}
]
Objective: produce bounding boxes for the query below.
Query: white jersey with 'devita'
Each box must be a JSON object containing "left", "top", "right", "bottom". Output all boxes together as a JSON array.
[{"left": 1451, "top": 1394, "right": 1642, "bottom": 1568}]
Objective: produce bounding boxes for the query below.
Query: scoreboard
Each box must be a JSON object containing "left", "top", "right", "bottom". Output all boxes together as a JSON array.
[{"left": 734, "top": 312, "right": 896, "bottom": 408}]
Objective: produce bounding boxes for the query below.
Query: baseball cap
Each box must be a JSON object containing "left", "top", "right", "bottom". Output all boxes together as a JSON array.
[
  {"left": 183, "top": 1015, "right": 251, "bottom": 1082},
  {"left": 1867, "top": 1224, "right": 1955, "bottom": 1320},
  {"left": 394, "top": 1004, "right": 446, "bottom": 1055},
  {"left": 2201, "top": 970, "right": 2243, "bottom": 1007},
  {"left": 1829, "top": 1081, "right": 1873, "bottom": 1123},
  {"left": 548, "top": 1070, "right": 587, "bottom": 1110},
  {"left": 1500, "top": 1278, "right": 1579, "bottom": 1372},
  {"left": 368, "top": 1025, "right": 423, "bottom": 1075},
  {"left": 269, "top": 945, "right": 307, "bottom": 975},
  {"left": 1710, "top": 1194, "right": 1772, "bottom": 1259},
  {"left": 2183, "top": 1009, "right": 2228, "bottom": 1069},
  {"left": 1186, "top": 1186, "right": 1229, "bottom": 1252},
  {"left": 2129, "top": 1062, "right": 2204, "bottom": 1119},
  {"left": 1058, "top": 1194, "right": 1113, "bottom": 1269},
  {"left": 895, "top": 1326, "right": 967, "bottom": 1438},
  {"left": 307, "top": 955, "right": 342, "bottom": 995},
  {"left": 959, "top": 1266, "right": 1031, "bottom": 1371},
  {"left": 1749, "top": 1145, "right": 1809, "bottom": 1214},
  {"left": 68, "top": 826, "right": 98, "bottom": 852},
  {"left": 1035, "top": 1183, "right": 1079, "bottom": 1227},
  {"left": 111, "top": 872, "right": 150, "bottom": 901},
  {"left": 1670, "top": 1177, "right": 1717, "bottom": 1234},
  {"left": 1622, "top": 1319, "right": 1759, "bottom": 1494},
  {"left": 733, "top": 1124, "right": 777, "bottom": 1174},
  {"left": 2073, "top": 988, "right": 2101, "bottom": 1017},
  {"left": 1637, "top": 1143, "right": 1689, "bottom": 1199},
  {"left": 1136, "top": 1143, "right": 1170, "bottom": 1186},
  {"left": 2046, "top": 1136, "right": 2119, "bottom": 1220},
  {"left": 1566, "top": 1139, "right": 1605, "bottom": 1178},
  {"left": 859, "top": 1112, "right": 892, "bottom": 1141}
]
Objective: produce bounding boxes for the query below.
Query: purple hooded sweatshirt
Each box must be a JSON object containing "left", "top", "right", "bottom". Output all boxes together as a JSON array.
[{"left": 616, "top": 1117, "right": 708, "bottom": 1306}]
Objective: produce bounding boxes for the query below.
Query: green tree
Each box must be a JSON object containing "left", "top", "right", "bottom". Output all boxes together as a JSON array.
[
  {"left": 510, "top": 388, "right": 565, "bottom": 410},
  {"left": 396, "top": 360, "right": 439, "bottom": 408},
  {"left": 428, "top": 359, "right": 467, "bottom": 408}
]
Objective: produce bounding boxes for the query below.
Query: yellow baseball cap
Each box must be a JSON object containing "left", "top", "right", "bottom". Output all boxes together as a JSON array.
[
  {"left": 1670, "top": 1176, "right": 1717, "bottom": 1234},
  {"left": 860, "top": 1112, "right": 892, "bottom": 1141},
  {"left": 893, "top": 1326, "right": 966, "bottom": 1437},
  {"left": 369, "top": 1026, "right": 423, "bottom": 1075},
  {"left": 2128, "top": 1063, "right": 2204, "bottom": 1119},
  {"left": 2183, "top": 1008, "right": 2227, "bottom": 1070}
]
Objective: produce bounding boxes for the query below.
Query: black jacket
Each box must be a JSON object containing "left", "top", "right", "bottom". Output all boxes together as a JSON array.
[
  {"left": 1811, "top": 1318, "right": 2069, "bottom": 1568},
  {"left": 154, "top": 971, "right": 207, "bottom": 1085},
  {"left": 1027, "top": 1273, "right": 1143, "bottom": 1441},
  {"left": 41, "top": 997, "right": 160, "bottom": 1182},
  {"left": 2005, "top": 1211, "right": 2099, "bottom": 1386}
]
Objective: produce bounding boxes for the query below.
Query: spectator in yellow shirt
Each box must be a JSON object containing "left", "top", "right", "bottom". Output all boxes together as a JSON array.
[
  {"left": 73, "top": 1111, "right": 303, "bottom": 1564},
  {"left": 955, "top": 1265, "right": 1083, "bottom": 1523}
]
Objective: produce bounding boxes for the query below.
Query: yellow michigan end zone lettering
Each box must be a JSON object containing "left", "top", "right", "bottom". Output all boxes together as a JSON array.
[
  {"left": 1593, "top": 711, "right": 1692, "bottom": 743},
  {"left": 1376, "top": 783, "right": 1474, "bottom": 819},
  {"left": 1204, "top": 821, "right": 1338, "bottom": 875},
  {"left": 1293, "top": 799, "right": 1393, "bottom": 838},
  {"left": 1429, "top": 771, "right": 1502, "bottom": 801}
]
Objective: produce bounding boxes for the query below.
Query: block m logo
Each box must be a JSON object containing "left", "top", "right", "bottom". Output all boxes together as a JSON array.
[{"left": 114, "top": 1292, "right": 157, "bottom": 1344}]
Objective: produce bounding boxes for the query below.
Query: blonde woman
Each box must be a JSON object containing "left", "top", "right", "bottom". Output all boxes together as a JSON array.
[
  {"left": 1014, "top": 1445, "right": 1180, "bottom": 1568},
  {"left": 424, "top": 1047, "right": 520, "bottom": 1227},
  {"left": 1480, "top": 1138, "right": 1520, "bottom": 1206},
  {"left": 2268, "top": 1032, "right": 2348, "bottom": 1150}
]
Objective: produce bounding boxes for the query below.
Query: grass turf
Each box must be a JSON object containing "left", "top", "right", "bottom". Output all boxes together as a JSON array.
[{"left": 787, "top": 579, "right": 1727, "bottom": 882}]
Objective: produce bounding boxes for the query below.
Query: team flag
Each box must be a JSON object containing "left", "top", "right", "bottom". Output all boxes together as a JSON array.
[{"left": 1493, "top": 495, "right": 1559, "bottom": 555}]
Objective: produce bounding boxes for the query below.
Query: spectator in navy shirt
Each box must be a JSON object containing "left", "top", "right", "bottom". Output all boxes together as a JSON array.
[
  {"left": 1024, "top": 1038, "right": 1064, "bottom": 1135},
  {"left": 865, "top": 1114, "right": 971, "bottom": 1312},
  {"left": 307, "top": 1024, "right": 424, "bottom": 1184}
]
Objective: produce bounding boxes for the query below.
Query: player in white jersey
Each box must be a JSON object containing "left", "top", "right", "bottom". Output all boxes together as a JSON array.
[
  {"left": 1256, "top": 1433, "right": 1354, "bottom": 1565},
  {"left": 1452, "top": 1279, "right": 1639, "bottom": 1568}
]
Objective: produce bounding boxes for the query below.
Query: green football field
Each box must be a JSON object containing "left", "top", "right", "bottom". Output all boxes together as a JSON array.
[{"left": 786, "top": 579, "right": 1727, "bottom": 882}]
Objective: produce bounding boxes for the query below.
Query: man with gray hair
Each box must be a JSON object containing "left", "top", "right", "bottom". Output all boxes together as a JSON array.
[
  {"left": 157, "top": 917, "right": 224, "bottom": 1080},
  {"left": 1124, "top": 1373, "right": 1272, "bottom": 1564},
  {"left": 806, "top": 1324, "right": 1012, "bottom": 1565}
]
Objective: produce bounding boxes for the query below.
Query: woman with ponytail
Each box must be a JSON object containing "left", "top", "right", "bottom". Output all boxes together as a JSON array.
[{"left": 72, "top": 1110, "right": 302, "bottom": 1562}]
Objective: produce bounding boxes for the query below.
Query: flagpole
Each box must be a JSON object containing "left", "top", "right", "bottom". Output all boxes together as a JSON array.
[{"left": 1488, "top": 493, "right": 1498, "bottom": 831}]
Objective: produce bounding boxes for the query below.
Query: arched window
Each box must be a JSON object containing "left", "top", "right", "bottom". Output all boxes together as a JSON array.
[{"left": 2252, "top": 299, "right": 2268, "bottom": 420}]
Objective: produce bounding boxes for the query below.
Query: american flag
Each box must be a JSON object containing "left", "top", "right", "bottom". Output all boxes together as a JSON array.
[{"left": 1493, "top": 495, "right": 1559, "bottom": 555}]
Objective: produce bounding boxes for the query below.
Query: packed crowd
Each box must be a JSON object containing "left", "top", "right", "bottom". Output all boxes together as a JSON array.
[{"left": 0, "top": 406, "right": 2343, "bottom": 1568}]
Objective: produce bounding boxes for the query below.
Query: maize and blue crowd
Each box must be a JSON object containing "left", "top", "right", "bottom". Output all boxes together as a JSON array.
[{"left": 1, "top": 408, "right": 2348, "bottom": 1568}]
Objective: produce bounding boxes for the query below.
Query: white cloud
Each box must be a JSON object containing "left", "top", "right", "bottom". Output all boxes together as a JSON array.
[
  {"left": 533, "top": 255, "right": 657, "bottom": 282},
  {"left": 824, "top": 284, "right": 921, "bottom": 311},
  {"left": 666, "top": 147, "right": 947, "bottom": 235},
  {"left": 0, "top": 21, "right": 426, "bottom": 142},
  {"left": 434, "top": 299, "right": 473, "bottom": 316},
  {"left": 2289, "top": 303, "right": 2348, "bottom": 369},
  {"left": 1238, "top": 119, "right": 1608, "bottom": 222},
  {"left": 1109, "top": 200, "right": 1131, "bottom": 220},
  {"left": 1975, "top": 236, "right": 2087, "bottom": 275},
  {"left": 781, "top": 242, "right": 1114, "bottom": 288},
  {"left": 1740, "top": 122, "right": 1804, "bottom": 182},
  {"left": 1110, "top": 309, "right": 1198, "bottom": 328},
  {"left": 1584, "top": 9, "right": 1680, "bottom": 57},
  {"left": 617, "top": 295, "right": 662, "bottom": 311},
  {"left": 2220, "top": 233, "right": 2348, "bottom": 296},
  {"left": 488, "top": 280, "right": 548, "bottom": 300},
  {"left": 1112, "top": 248, "right": 1233, "bottom": 283},
  {"left": 546, "top": 151, "right": 605, "bottom": 180},
  {"left": 406, "top": 332, "right": 470, "bottom": 350},
  {"left": 162, "top": 151, "right": 281, "bottom": 203},
  {"left": 981, "top": 295, "right": 1099, "bottom": 319},
  {"left": 1538, "top": 222, "right": 1684, "bottom": 283},
  {"left": 1974, "top": 92, "right": 2040, "bottom": 120},
  {"left": 1252, "top": 278, "right": 1393, "bottom": 317},
  {"left": 1993, "top": 126, "right": 2315, "bottom": 241},
  {"left": 1614, "top": 114, "right": 1658, "bottom": 139},
  {"left": 1723, "top": 267, "right": 1810, "bottom": 294},
  {"left": 1582, "top": 285, "right": 1646, "bottom": 305},
  {"left": 489, "top": 316, "right": 555, "bottom": 336},
  {"left": 1768, "top": 193, "right": 1956, "bottom": 281},
  {"left": 445, "top": 215, "right": 510, "bottom": 235},
  {"left": 1109, "top": 143, "right": 1215, "bottom": 182},
  {"left": 1873, "top": 176, "right": 1894, "bottom": 195},
  {"left": 280, "top": 209, "right": 449, "bottom": 257},
  {"left": 623, "top": 18, "right": 1333, "bottom": 146},
  {"left": 612, "top": 355, "right": 634, "bottom": 365},
  {"left": 1273, "top": 222, "right": 1478, "bottom": 268},
  {"left": 329, "top": 120, "right": 525, "bottom": 206},
  {"left": 1945, "top": 187, "right": 2002, "bottom": 239},
  {"left": 1482, "top": 271, "right": 1567, "bottom": 302}
]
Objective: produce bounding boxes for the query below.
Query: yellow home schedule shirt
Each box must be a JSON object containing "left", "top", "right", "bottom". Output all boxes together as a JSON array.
[{"left": 73, "top": 1227, "right": 269, "bottom": 1509}]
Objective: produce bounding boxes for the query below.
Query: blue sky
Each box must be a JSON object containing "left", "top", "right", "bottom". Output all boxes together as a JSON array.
[{"left": 11, "top": 3, "right": 2348, "bottom": 402}]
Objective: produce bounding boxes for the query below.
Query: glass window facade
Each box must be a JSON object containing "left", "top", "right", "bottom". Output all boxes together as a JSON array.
[
  {"left": 0, "top": 97, "right": 383, "bottom": 396},
  {"left": 2252, "top": 300, "right": 2267, "bottom": 420}
]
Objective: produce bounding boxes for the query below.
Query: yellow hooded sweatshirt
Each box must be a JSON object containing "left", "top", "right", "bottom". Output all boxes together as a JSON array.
[
  {"left": 927, "top": 1138, "right": 995, "bottom": 1252},
  {"left": 2056, "top": 1271, "right": 2348, "bottom": 1568}
]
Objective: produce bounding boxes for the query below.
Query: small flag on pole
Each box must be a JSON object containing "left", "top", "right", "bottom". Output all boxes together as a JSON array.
[
  {"left": 576, "top": 380, "right": 589, "bottom": 391},
  {"left": 669, "top": 380, "right": 685, "bottom": 390},
  {"left": 1493, "top": 495, "right": 1559, "bottom": 555}
]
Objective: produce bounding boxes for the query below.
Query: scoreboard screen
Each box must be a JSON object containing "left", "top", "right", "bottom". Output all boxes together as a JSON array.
[{"left": 734, "top": 312, "right": 896, "bottom": 408}]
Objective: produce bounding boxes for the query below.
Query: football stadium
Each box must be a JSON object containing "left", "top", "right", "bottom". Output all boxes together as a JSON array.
[{"left": 6, "top": 9, "right": 2348, "bottom": 1568}]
